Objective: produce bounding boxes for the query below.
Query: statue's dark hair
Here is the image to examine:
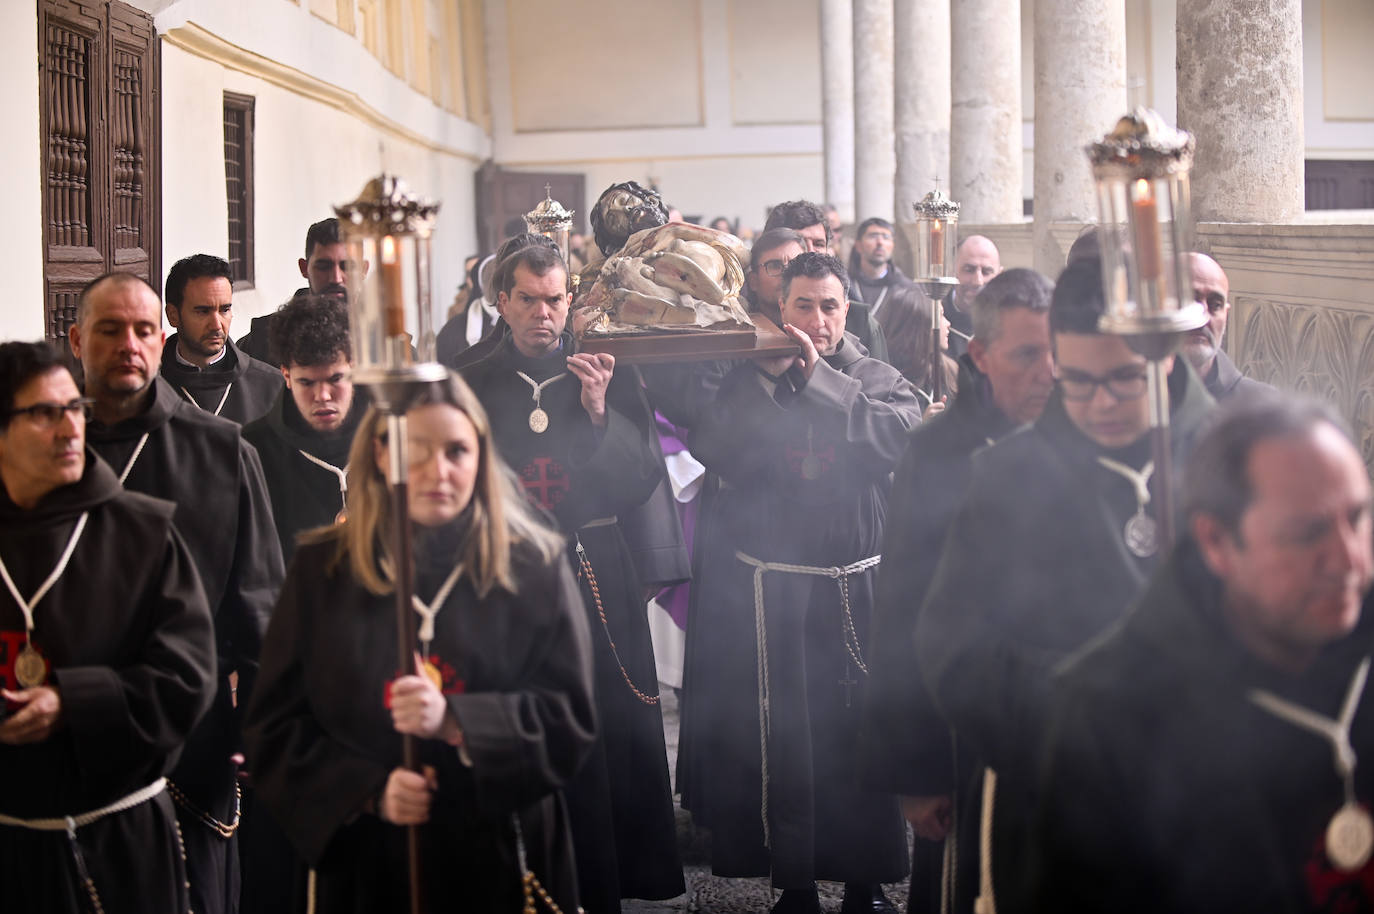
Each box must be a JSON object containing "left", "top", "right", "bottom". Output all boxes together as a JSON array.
[{"left": 589, "top": 181, "right": 668, "bottom": 256}]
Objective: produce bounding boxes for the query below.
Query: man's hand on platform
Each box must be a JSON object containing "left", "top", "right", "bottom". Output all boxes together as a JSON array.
[
  {"left": 901, "top": 793, "right": 954, "bottom": 842},
  {"left": 0, "top": 686, "right": 62, "bottom": 745},
  {"left": 568, "top": 351, "right": 614, "bottom": 428}
]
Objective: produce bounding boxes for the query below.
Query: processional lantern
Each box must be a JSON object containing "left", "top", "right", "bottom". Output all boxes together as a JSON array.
[
  {"left": 334, "top": 173, "right": 445, "bottom": 914},
  {"left": 335, "top": 174, "right": 446, "bottom": 394},
  {"left": 525, "top": 185, "right": 577, "bottom": 293},
  {"left": 1086, "top": 108, "right": 1206, "bottom": 551},
  {"left": 912, "top": 188, "right": 961, "bottom": 402}
]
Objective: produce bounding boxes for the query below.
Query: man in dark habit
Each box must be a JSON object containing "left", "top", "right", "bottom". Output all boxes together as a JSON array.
[
  {"left": 0, "top": 341, "right": 215, "bottom": 914},
  {"left": 914, "top": 255, "right": 1214, "bottom": 912},
  {"left": 460, "top": 243, "right": 683, "bottom": 912},
  {"left": 678, "top": 252, "right": 921, "bottom": 914},
  {"left": 860, "top": 267, "right": 1055, "bottom": 914},
  {"left": 159, "top": 253, "right": 282, "bottom": 425},
  {"left": 243, "top": 294, "right": 366, "bottom": 564},
  {"left": 1032, "top": 394, "right": 1374, "bottom": 912},
  {"left": 1179, "top": 252, "right": 1271, "bottom": 402},
  {"left": 69, "top": 272, "right": 283, "bottom": 914}
]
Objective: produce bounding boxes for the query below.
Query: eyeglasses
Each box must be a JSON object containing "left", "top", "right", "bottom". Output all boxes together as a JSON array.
[
  {"left": 6, "top": 398, "right": 93, "bottom": 428},
  {"left": 759, "top": 257, "right": 791, "bottom": 277},
  {"left": 1056, "top": 368, "right": 1148, "bottom": 402}
]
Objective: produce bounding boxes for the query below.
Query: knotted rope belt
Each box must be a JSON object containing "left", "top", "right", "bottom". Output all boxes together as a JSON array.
[
  {"left": 735, "top": 550, "right": 881, "bottom": 847},
  {"left": 0, "top": 777, "right": 175, "bottom": 913}
]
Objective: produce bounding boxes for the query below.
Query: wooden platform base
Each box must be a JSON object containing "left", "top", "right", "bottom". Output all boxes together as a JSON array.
[{"left": 575, "top": 313, "right": 798, "bottom": 365}]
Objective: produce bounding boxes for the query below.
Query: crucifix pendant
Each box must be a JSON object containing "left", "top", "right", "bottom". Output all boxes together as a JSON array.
[{"left": 839, "top": 664, "right": 859, "bottom": 709}]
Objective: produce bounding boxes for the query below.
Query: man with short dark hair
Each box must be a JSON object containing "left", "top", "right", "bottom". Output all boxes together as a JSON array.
[
  {"left": 763, "top": 201, "right": 890, "bottom": 365},
  {"left": 914, "top": 255, "right": 1213, "bottom": 911},
  {"left": 1181, "top": 252, "right": 1271, "bottom": 402},
  {"left": 460, "top": 245, "right": 684, "bottom": 912},
  {"left": 160, "top": 254, "right": 281, "bottom": 425},
  {"left": 242, "top": 295, "right": 364, "bottom": 563},
  {"left": 237, "top": 219, "right": 363, "bottom": 364},
  {"left": 1032, "top": 394, "right": 1374, "bottom": 912},
  {"left": 848, "top": 216, "right": 939, "bottom": 386},
  {"left": 0, "top": 340, "right": 215, "bottom": 914},
  {"left": 861, "top": 267, "right": 1055, "bottom": 913},
  {"left": 68, "top": 272, "right": 283, "bottom": 914},
  {"left": 678, "top": 252, "right": 921, "bottom": 913}
]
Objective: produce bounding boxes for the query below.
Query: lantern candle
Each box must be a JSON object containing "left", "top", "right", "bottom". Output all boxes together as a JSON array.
[
  {"left": 1132, "top": 179, "right": 1163, "bottom": 283},
  {"left": 380, "top": 235, "right": 406, "bottom": 337},
  {"left": 929, "top": 219, "right": 944, "bottom": 275}
]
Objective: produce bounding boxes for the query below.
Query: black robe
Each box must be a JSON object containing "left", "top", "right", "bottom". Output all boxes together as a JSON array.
[
  {"left": 914, "top": 360, "right": 1214, "bottom": 911},
  {"left": 1032, "top": 542, "right": 1374, "bottom": 914},
  {"left": 242, "top": 386, "right": 368, "bottom": 564},
  {"left": 0, "top": 453, "right": 215, "bottom": 914},
  {"left": 850, "top": 263, "right": 929, "bottom": 383},
  {"left": 859, "top": 356, "right": 1018, "bottom": 913},
  {"left": 85, "top": 377, "right": 284, "bottom": 914},
  {"left": 1204, "top": 347, "right": 1273, "bottom": 402},
  {"left": 245, "top": 527, "right": 597, "bottom": 914},
  {"left": 460, "top": 334, "right": 684, "bottom": 908},
  {"left": 160, "top": 335, "right": 283, "bottom": 426},
  {"left": 677, "top": 334, "right": 921, "bottom": 889}
]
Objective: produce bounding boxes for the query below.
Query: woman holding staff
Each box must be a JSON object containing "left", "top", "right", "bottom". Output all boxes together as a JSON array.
[{"left": 245, "top": 374, "right": 596, "bottom": 913}]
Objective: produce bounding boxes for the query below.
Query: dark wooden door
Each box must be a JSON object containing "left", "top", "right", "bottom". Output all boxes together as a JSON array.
[
  {"left": 38, "top": 0, "right": 160, "bottom": 343},
  {"left": 474, "top": 162, "right": 585, "bottom": 255}
]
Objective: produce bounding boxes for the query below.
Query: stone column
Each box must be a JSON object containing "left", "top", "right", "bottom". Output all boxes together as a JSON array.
[
  {"left": 1178, "top": 0, "right": 1304, "bottom": 223},
  {"left": 895, "top": 0, "right": 950, "bottom": 268},
  {"left": 853, "top": 0, "right": 896, "bottom": 222},
  {"left": 820, "top": 0, "right": 856, "bottom": 223},
  {"left": 950, "top": 0, "right": 1022, "bottom": 226},
  {"left": 1032, "top": 0, "right": 1127, "bottom": 274}
]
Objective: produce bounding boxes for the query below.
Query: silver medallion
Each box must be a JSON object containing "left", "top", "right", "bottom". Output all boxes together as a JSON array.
[
  {"left": 801, "top": 455, "right": 823, "bottom": 480},
  {"left": 1124, "top": 510, "right": 1158, "bottom": 558},
  {"left": 1327, "top": 803, "right": 1374, "bottom": 872},
  {"left": 14, "top": 643, "right": 47, "bottom": 688},
  {"left": 529, "top": 408, "right": 549, "bottom": 434}
]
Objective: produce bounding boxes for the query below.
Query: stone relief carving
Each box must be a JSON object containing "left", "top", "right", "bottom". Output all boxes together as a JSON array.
[{"left": 1232, "top": 295, "right": 1374, "bottom": 473}]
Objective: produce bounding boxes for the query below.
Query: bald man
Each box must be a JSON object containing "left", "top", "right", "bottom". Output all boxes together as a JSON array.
[
  {"left": 1181, "top": 253, "right": 1271, "bottom": 401},
  {"left": 947, "top": 236, "right": 1002, "bottom": 358}
]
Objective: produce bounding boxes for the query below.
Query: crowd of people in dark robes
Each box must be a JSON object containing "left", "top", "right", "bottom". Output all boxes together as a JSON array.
[{"left": 2, "top": 177, "right": 1373, "bottom": 914}]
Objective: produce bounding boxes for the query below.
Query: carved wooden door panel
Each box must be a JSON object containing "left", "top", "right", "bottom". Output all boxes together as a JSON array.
[
  {"left": 474, "top": 162, "right": 585, "bottom": 255},
  {"left": 38, "top": 0, "right": 159, "bottom": 343}
]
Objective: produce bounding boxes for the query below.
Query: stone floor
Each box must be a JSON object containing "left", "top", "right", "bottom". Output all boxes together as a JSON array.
[{"left": 621, "top": 689, "right": 911, "bottom": 914}]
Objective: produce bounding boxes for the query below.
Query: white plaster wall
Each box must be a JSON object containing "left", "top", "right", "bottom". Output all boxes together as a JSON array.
[
  {"left": 1305, "top": 0, "right": 1374, "bottom": 158},
  {"left": 0, "top": 6, "right": 47, "bottom": 342},
  {"left": 149, "top": 0, "right": 486, "bottom": 332},
  {"left": 487, "top": 0, "right": 825, "bottom": 223},
  {"left": 160, "top": 41, "right": 481, "bottom": 329}
]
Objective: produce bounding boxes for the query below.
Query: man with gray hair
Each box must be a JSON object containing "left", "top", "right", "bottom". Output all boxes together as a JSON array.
[
  {"left": 1032, "top": 393, "right": 1374, "bottom": 911},
  {"left": 1181, "top": 252, "right": 1271, "bottom": 401},
  {"left": 860, "top": 268, "right": 1055, "bottom": 912}
]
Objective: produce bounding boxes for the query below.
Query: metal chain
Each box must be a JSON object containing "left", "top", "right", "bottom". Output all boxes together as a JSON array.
[
  {"left": 837, "top": 574, "right": 869, "bottom": 675},
  {"left": 575, "top": 540, "right": 660, "bottom": 706},
  {"left": 167, "top": 778, "right": 241, "bottom": 838}
]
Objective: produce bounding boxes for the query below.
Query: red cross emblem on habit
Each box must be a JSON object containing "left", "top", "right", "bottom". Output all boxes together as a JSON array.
[{"left": 521, "top": 456, "right": 569, "bottom": 511}]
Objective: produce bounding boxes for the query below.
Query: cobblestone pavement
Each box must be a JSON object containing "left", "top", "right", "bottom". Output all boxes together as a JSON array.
[{"left": 622, "top": 690, "right": 911, "bottom": 914}]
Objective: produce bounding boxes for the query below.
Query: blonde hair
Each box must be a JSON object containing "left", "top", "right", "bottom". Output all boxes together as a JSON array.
[{"left": 303, "top": 373, "right": 563, "bottom": 597}]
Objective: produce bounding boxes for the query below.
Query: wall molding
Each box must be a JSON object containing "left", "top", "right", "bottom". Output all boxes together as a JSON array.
[{"left": 161, "top": 21, "right": 488, "bottom": 162}]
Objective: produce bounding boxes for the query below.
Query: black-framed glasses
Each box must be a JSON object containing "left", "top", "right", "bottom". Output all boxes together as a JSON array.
[
  {"left": 6, "top": 398, "right": 93, "bottom": 428},
  {"left": 1056, "top": 369, "right": 1148, "bottom": 402},
  {"left": 759, "top": 257, "right": 792, "bottom": 277}
]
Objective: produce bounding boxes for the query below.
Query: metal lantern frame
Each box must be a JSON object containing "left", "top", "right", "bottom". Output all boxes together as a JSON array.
[
  {"left": 912, "top": 188, "right": 962, "bottom": 403},
  {"left": 525, "top": 184, "right": 575, "bottom": 268},
  {"left": 1086, "top": 108, "right": 1208, "bottom": 552},
  {"left": 334, "top": 174, "right": 446, "bottom": 914}
]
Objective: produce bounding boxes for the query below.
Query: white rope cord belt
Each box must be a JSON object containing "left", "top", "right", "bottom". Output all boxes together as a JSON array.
[
  {"left": 735, "top": 550, "right": 881, "bottom": 847},
  {"left": 0, "top": 777, "right": 166, "bottom": 832},
  {"left": 973, "top": 768, "right": 998, "bottom": 914}
]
